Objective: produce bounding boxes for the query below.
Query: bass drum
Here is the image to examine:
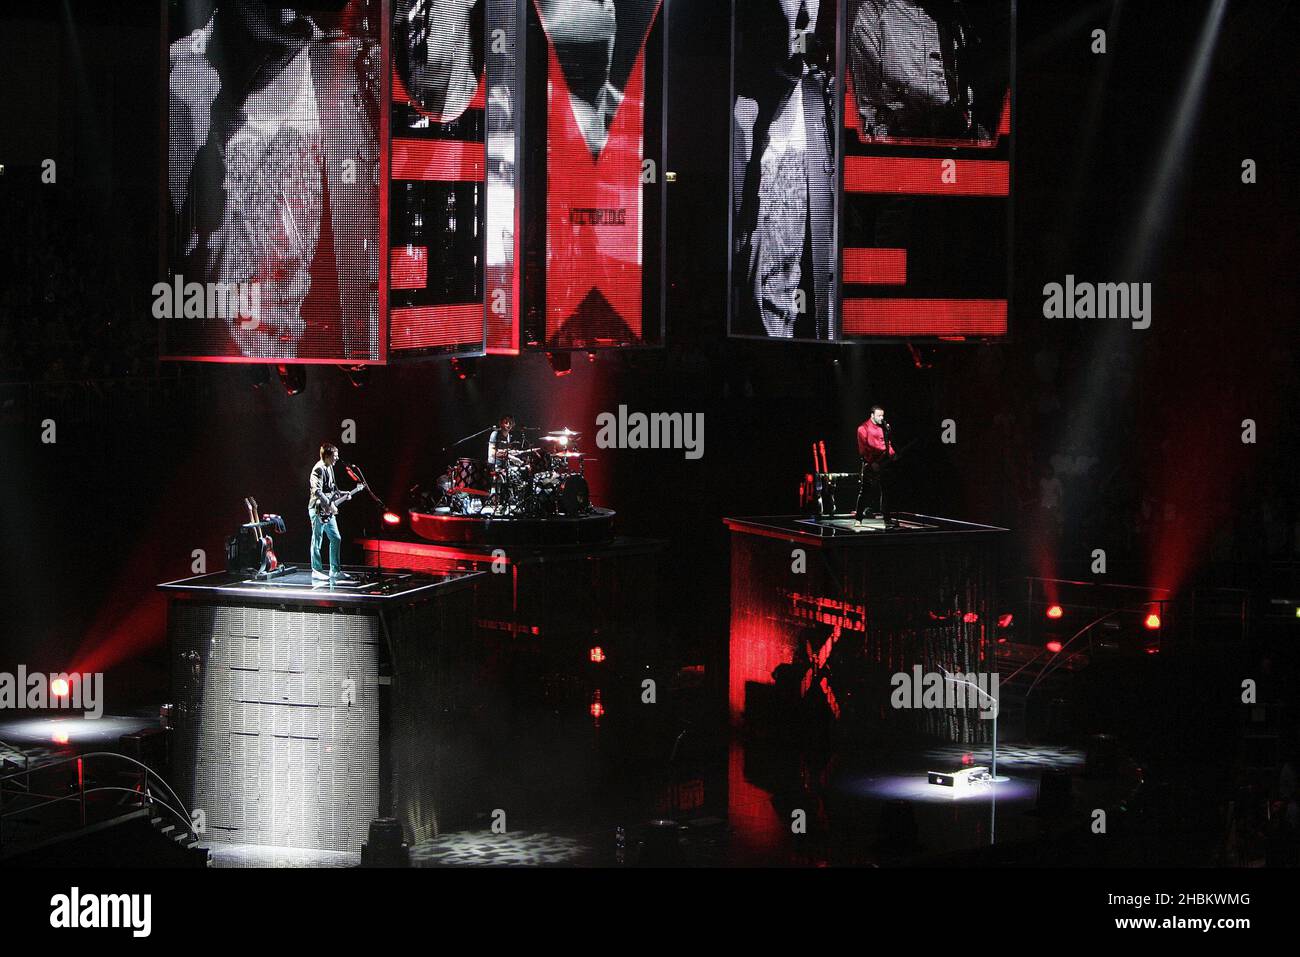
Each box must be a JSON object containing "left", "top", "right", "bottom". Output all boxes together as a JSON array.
[{"left": 555, "top": 474, "right": 590, "bottom": 516}]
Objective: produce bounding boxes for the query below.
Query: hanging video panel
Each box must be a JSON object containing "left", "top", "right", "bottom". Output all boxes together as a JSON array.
[
  {"left": 388, "top": 0, "right": 489, "bottom": 356},
  {"left": 839, "top": 0, "right": 1012, "bottom": 340},
  {"left": 729, "top": 0, "right": 839, "bottom": 341},
  {"left": 521, "top": 0, "right": 666, "bottom": 349},
  {"left": 162, "top": 0, "right": 384, "bottom": 363},
  {"left": 728, "top": 0, "right": 1012, "bottom": 342}
]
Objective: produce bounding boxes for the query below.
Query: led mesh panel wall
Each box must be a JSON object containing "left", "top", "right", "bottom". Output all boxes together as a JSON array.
[
  {"left": 729, "top": 0, "right": 839, "bottom": 341},
  {"left": 389, "top": 0, "right": 489, "bottom": 355},
  {"left": 162, "top": 1, "right": 384, "bottom": 363},
  {"left": 839, "top": 0, "right": 1012, "bottom": 339},
  {"left": 169, "top": 603, "right": 381, "bottom": 853},
  {"left": 522, "top": 0, "right": 666, "bottom": 349},
  {"left": 729, "top": 0, "right": 1012, "bottom": 342},
  {"left": 485, "top": 0, "right": 523, "bottom": 352}
]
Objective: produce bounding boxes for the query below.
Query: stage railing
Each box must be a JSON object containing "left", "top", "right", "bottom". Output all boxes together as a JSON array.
[{"left": 0, "top": 750, "right": 199, "bottom": 854}]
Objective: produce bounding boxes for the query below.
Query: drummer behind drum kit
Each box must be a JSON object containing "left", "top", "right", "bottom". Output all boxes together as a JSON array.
[{"left": 434, "top": 427, "right": 593, "bottom": 518}]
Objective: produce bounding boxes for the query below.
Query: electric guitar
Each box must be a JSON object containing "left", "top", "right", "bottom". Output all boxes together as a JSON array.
[{"left": 314, "top": 483, "right": 366, "bottom": 518}]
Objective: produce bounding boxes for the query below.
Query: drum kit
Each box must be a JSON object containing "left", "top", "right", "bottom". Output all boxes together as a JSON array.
[{"left": 434, "top": 427, "right": 592, "bottom": 518}]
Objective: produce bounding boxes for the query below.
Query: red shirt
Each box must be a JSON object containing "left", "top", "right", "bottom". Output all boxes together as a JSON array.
[{"left": 857, "top": 419, "right": 895, "bottom": 463}]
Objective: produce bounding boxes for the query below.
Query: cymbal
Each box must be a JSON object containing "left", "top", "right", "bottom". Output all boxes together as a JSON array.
[{"left": 542, "top": 428, "right": 582, "bottom": 438}]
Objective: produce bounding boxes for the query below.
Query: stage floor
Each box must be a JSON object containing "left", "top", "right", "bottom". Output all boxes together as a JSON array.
[
  {"left": 197, "top": 740, "right": 1126, "bottom": 868},
  {"left": 725, "top": 511, "right": 1008, "bottom": 546},
  {"left": 5, "top": 712, "right": 1209, "bottom": 868},
  {"left": 157, "top": 564, "right": 481, "bottom": 606}
]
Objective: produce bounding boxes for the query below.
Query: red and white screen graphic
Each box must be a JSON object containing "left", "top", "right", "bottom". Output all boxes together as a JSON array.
[
  {"left": 525, "top": 0, "right": 664, "bottom": 349},
  {"left": 839, "top": 0, "right": 1012, "bottom": 339},
  {"left": 388, "top": 0, "right": 488, "bottom": 356}
]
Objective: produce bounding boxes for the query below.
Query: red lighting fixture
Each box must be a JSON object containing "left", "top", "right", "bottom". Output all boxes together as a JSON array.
[
  {"left": 997, "top": 613, "right": 1014, "bottom": 628},
  {"left": 590, "top": 692, "right": 604, "bottom": 719},
  {"left": 589, "top": 646, "right": 605, "bottom": 663},
  {"left": 449, "top": 357, "right": 478, "bottom": 381},
  {"left": 1144, "top": 613, "right": 1162, "bottom": 630},
  {"left": 1046, "top": 640, "right": 1063, "bottom": 654},
  {"left": 962, "top": 611, "right": 979, "bottom": 623},
  {"left": 382, "top": 511, "right": 402, "bottom": 526},
  {"left": 1046, "top": 604, "right": 1064, "bottom": 620}
]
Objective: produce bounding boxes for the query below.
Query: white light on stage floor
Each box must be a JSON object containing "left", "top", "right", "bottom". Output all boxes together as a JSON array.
[
  {"left": 858, "top": 772, "right": 1037, "bottom": 804},
  {"left": 0, "top": 715, "right": 152, "bottom": 746}
]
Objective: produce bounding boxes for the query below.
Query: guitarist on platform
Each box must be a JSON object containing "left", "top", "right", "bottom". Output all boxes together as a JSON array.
[
  {"left": 854, "top": 405, "right": 896, "bottom": 524},
  {"left": 308, "top": 442, "right": 363, "bottom": 585}
]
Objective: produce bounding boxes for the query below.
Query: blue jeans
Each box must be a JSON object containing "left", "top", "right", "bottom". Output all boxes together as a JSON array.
[{"left": 310, "top": 511, "right": 341, "bottom": 576}]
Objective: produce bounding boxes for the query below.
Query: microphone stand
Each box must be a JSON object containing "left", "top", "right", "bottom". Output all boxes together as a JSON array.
[
  {"left": 441, "top": 425, "right": 496, "bottom": 456},
  {"left": 880, "top": 421, "right": 892, "bottom": 526},
  {"left": 939, "top": 667, "right": 1005, "bottom": 783},
  {"left": 344, "top": 462, "right": 393, "bottom": 587}
]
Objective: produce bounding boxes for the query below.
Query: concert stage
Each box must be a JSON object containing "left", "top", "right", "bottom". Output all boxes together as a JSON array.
[
  {"left": 725, "top": 512, "right": 1007, "bottom": 744},
  {"left": 158, "top": 565, "right": 487, "bottom": 853},
  {"left": 408, "top": 506, "right": 617, "bottom": 547},
  {"left": 357, "top": 534, "right": 667, "bottom": 680}
]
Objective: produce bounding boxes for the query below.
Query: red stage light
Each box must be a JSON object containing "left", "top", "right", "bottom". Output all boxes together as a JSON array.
[
  {"left": 382, "top": 511, "right": 402, "bottom": 526},
  {"left": 1144, "top": 613, "right": 1162, "bottom": 630},
  {"left": 962, "top": 612, "right": 979, "bottom": 623},
  {"left": 51, "top": 677, "right": 70, "bottom": 698},
  {"left": 590, "top": 696, "right": 605, "bottom": 719},
  {"left": 1045, "top": 640, "right": 1063, "bottom": 654},
  {"left": 961, "top": 752, "right": 973, "bottom": 766},
  {"left": 1046, "top": 604, "right": 1064, "bottom": 620},
  {"left": 589, "top": 646, "right": 605, "bottom": 663},
  {"left": 997, "top": 613, "right": 1014, "bottom": 628}
]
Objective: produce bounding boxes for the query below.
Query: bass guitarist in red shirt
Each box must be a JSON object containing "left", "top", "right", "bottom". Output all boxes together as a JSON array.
[{"left": 854, "top": 405, "right": 896, "bottom": 523}]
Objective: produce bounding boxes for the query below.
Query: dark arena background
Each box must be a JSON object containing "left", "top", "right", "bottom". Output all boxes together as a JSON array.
[{"left": 0, "top": 0, "right": 1296, "bottom": 937}]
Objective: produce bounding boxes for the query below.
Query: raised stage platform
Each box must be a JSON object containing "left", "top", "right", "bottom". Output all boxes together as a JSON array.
[
  {"left": 408, "top": 506, "right": 617, "bottom": 547},
  {"left": 157, "top": 565, "right": 479, "bottom": 607},
  {"left": 159, "top": 563, "right": 487, "bottom": 853},
  {"left": 724, "top": 512, "right": 1007, "bottom": 545},
  {"left": 726, "top": 512, "right": 1008, "bottom": 745}
]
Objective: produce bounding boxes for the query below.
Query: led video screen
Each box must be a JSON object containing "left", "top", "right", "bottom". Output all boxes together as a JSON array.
[
  {"left": 729, "top": 0, "right": 839, "bottom": 341},
  {"left": 162, "top": 0, "right": 384, "bottom": 363},
  {"left": 389, "top": 0, "right": 490, "bottom": 356},
  {"left": 485, "top": 0, "right": 522, "bottom": 352},
  {"left": 840, "top": 0, "right": 1011, "bottom": 340},
  {"left": 521, "top": 0, "right": 666, "bottom": 349},
  {"left": 729, "top": 0, "right": 1012, "bottom": 342}
]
